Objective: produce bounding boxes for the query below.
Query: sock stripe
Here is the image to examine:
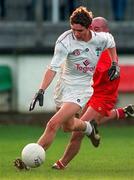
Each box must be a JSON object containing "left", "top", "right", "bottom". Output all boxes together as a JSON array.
[
  {"left": 56, "top": 160, "right": 66, "bottom": 169},
  {"left": 116, "top": 108, "right": 125, "bottom": 119}
]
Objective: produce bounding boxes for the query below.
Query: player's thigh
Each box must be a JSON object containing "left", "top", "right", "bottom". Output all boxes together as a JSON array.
[
  {"left": 62, "top": 111, "right": 81, "bottom": 131},
  {"left": 56, "top": 106, "right": 75, "bottom": 130},
  {"left": 50, "top": 102, "right": 81, "bottom": 127},
  {"left": 80, "top": 106, "right": 102, "bottom": 123},
  {"left": 62, "top": 116, "right": 75, "bottom": 132}
]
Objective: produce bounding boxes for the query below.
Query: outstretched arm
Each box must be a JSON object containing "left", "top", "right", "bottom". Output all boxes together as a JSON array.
[
  {"left": 39, "top": 68, "right": 57, "bottom": 91},
  {"left": 29, "top": 69, "right": 56, "bottom": 111}
]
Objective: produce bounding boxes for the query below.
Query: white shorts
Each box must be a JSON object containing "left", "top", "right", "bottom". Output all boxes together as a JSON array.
[{"left": 54, "top": 80, "right": 93, "bottom": 108}]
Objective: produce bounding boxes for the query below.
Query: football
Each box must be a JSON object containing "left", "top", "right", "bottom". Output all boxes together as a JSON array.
[{"left": 21, "top": 143, "right": 45, "bottom": 168}]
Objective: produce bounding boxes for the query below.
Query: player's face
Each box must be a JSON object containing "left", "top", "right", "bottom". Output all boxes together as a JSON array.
[
  {"left": 92, "top": 25, "right": 103, "bottom": 32},
  {"left": 91, "top": 22, "right": 104, "bottom": 32},
  {"left": 91, "top": 20, "right": 108, "bottom": 33},
  {"left": 71, "top": 24, "right": 90, "bottom": 41}
]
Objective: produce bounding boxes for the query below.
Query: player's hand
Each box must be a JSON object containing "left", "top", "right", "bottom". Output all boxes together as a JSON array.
[
  {"left": 29, "top": 89, "right": 44, "bottom": 111},
  {"left": 108, "top": 61, "right": 120, "bottom": 81}
]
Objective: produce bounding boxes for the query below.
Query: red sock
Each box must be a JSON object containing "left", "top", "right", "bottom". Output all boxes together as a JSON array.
[
  {"left": 116, "top": 108, "right": 125, "bottom": 119},
  {"left": 56, "top": 160, "right": 66, "bottom": 169}
]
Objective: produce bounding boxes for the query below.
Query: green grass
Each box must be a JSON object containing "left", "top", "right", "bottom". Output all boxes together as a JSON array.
[{"left": 0, "top": 124, "right": 134, "bottom": 180}]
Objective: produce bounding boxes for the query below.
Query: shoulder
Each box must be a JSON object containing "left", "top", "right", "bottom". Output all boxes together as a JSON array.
[
  {"left": 57, "top": 30, "right": 74, "bottom": 43},
  {"left": 92, "top": 31, "right": 114, "bottom": 44},
  {"left": 94, "top": 31, "right": 112, "bottom": 38}
]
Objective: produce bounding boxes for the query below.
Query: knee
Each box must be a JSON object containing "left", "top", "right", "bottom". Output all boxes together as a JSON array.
[
  {"left": 93, "top": 115, "right": 102, "bottom": 125},
  {"left": 62, "top": 125, "right": 72, "bottom": 132},
  {"left": 95, "top": 117, "right": 101, "bottom": 125},
  {"left": 62, "top": 127, "right": 69, "bottom": 132},
  {"left": 62, "top": 124, "right": 75, "bottom": 132}
]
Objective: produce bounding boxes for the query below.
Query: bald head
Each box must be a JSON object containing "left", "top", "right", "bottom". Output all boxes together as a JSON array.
[{"left": 91, "top": 17, "right": 109, "bottom": 32}]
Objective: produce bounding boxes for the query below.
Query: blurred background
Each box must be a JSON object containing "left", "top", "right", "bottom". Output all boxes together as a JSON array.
[{"left": 0, "top": 0, "right": 134, "bottom": 123}]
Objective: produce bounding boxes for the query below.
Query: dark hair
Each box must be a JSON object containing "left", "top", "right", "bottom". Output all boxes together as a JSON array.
[{"left": 70, "top": 6, "right": 93, "bottom": 28}]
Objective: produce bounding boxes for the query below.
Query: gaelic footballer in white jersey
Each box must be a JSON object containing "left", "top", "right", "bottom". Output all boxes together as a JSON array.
[{"left": 49, "top": 30, "right": 115, "bottom": 108}]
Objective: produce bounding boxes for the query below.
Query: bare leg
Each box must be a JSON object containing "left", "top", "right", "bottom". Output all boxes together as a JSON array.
[
  {"left": 37, "top": 102, "right": 85, "bottom": 150},
  {"left": 80, "top": 107, "right": 118, "bottom": 125},
  {"left": 60, "top": 132, "right": 84, "bottom": 166},
  {"left": 80, "top": 106, "right": 102, "bottom": 122},
  {"left": 55, "top": 107, "right": 117, "bottom": 168},
  {"left": 54, "top": 106, "right": 102, "bottom": 168},
  {"left": 98, "top": 109, "right": 117, "bottom": 124},
  {"left": 54, "top": 106, "right": 133, "bottom": 168}
]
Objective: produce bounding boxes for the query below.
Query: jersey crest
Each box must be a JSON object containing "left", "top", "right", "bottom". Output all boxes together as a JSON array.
[
  {"left": 95, "top": 47, "right": 102, "bottom": 56},
  {"left": 72, "top": 49, "right": 80, "bottom": 56}
]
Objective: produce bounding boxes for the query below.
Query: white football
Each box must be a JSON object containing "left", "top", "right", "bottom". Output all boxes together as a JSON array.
[{"left": 21, "top": 143, "right": 45, "bottom": 168}]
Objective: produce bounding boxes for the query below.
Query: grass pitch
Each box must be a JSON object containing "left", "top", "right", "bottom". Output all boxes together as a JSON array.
[{"left": 0, "top": 124, "right": 134, "bottom": 180}]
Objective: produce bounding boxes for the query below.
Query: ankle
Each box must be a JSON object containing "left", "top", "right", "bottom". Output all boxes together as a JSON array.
[
  {"left": 84, "top": 121, "right": 92, "bottom": 136},
  {"left": 56, "top": 160, "right": 66, "bottom": 169}
]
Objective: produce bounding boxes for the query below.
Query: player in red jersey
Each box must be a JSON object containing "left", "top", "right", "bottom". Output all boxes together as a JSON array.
[
  {"left": 52, "top": 17, "right": 134, "bottom": 170},
  {"left": 86, "top": 50, "right": 119, "bottom": 119}
]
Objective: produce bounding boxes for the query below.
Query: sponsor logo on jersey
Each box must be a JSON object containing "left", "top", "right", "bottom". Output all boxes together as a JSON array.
[
  {"left": 83, "top": 59, "right": 90, "bottom": 66},
  {"left": 72, "top": 48, "right": 89, "bottom": 56},
  {"left": 75, "top": 64, "right": 95, "bottom": 73}
]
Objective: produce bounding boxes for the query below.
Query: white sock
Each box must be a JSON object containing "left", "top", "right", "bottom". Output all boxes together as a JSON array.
[{"left": 84, "top": 121, "right": 92, "bottom": 136}]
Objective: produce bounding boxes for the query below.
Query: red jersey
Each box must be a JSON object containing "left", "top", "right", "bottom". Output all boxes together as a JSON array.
[
  {"left": 86, "top": 49, "right": 120, "bottom": 116},
  {"left": 92, "top": 49, "right": 120, "bottom": 97}
]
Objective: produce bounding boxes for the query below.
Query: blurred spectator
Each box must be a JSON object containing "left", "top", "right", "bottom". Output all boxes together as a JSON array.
[
  {"left": 111, "top": 0, "right": 127, "bottom": 21},
  {"left": 0, "top": 0, "right": 6, "bottom": 19},
  {"left": 26, "top": 0, "right": 46, "bottom": 21},
  {"left": 26, "top": 0, "right": 51, "bottom": 21},
  {"left": 68, "top": 0, "right": 75, "bottom": 15},
  {"left": 43, "top": 0, "right": 51, "bottom": 21},
  {"left": 25, "top": 0, "right": 81, "bottom": 21},
  {"left": 60, "top": 0, "right": 76, "bottom": 21},
  {"left": 26, "top": 0, "right": 36, "bottom": 21}
]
